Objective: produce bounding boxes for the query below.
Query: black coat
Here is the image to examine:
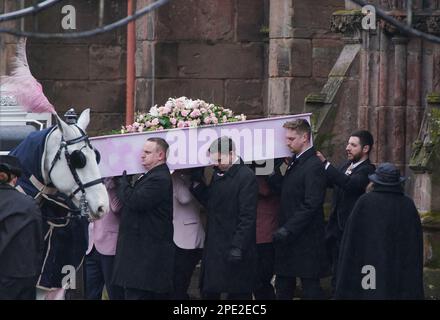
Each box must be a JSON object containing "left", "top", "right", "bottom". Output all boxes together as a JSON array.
[
  {"left": 335, "top": 185, "right": 424, "bottom": 299},
  {"left": 112, "top": 163, "right": 175, "bottom": 293},
  {"left": 192, "top": 159, "right": 258, "bottom": 293},
  {"left": 271, "top": 147, "right": 328, "bottom": 278},
  {"left": 325, "top": 160, "right": 376, "bottom": 241},
  {"left": 0, "top": 184, "right": 43, "bottom": 278}
]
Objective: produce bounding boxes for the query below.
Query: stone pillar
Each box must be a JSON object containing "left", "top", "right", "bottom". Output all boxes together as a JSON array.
[
  {"left": 410, "top": 94, "right": 440, "bottom": 299},
  {"left": 391, "top": 36, "right": 408, "bottom": 168},
  {"left": 267, "top": 0, "right": 344, "bottom": 116},
  {"left": 267, "top": 0, "right": 294, "bottom": 115},
  {"left": 135, "top": 0, "right": 156, "bottom": 113}
]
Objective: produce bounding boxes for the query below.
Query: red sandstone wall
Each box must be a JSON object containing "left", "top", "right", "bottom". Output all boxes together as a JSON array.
[
  {"left": 1, "top": 0, "right": 345, "bottom": 134},
  {"left": 135, "top": 0, "right": 269, "bottom": 119}
]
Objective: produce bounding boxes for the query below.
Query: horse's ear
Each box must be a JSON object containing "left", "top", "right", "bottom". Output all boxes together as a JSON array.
[
  {"left": 77, "top": 108, "right": 90, "bottom": 131},
  {"left": 55, "top": 114, "right": 73, "bottom": 137}
]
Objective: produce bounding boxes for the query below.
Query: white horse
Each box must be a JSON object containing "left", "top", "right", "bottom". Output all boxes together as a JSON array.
[
  {"left": 45, "top": 109, "right": 109, "bottom": 218},
  {"left": 10, "top": 108, "right": 109, "bottom": 299}
]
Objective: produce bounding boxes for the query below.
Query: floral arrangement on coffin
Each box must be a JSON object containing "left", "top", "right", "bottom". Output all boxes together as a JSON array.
[{"left": 121, "top": 96, "right": 247, "bottom": 133}]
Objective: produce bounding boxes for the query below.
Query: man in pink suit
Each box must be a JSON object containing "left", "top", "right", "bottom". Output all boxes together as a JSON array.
[
  {"left": 171, "top": 169, "right": 205, "bottom": 300},
  {"left": 85, "top": 177, "right": 124, "bottom": 300}
]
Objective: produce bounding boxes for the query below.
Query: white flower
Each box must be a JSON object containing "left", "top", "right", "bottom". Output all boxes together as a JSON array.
[
  {"left": 149, "top": 105, "right": 159, "bottom": 117},
  {"left": 184, "top": 99, "right": 193, "bottom": 109}
]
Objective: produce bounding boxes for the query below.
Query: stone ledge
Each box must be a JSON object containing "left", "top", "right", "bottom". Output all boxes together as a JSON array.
[{"left": 305, "top": 93, "right": 326, "bottom": 105}]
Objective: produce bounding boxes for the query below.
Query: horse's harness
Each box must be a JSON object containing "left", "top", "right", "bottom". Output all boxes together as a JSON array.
[{"left": 47, "top": 125, "right": 104, "bottom": 218}]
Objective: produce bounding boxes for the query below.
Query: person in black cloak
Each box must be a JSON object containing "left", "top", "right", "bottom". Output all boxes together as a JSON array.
[
  {"left": 335, "top": 162, "right": 424, "bottom": 300},
  {"left": 0, "top": 155, "right": 43, "bottom": 300}
]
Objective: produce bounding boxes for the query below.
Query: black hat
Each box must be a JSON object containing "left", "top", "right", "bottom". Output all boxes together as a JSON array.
[
  {"left": 368, "top": 162, "right": 406, "bottom": 186},
  {"left": 0, "top": 155, "right": 23, "bottom": 177}
]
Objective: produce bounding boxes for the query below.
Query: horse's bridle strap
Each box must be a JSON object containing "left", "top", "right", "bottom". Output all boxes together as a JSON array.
[
  {"left": 30, "top": 175, "right": 58, "bottom": 195},
  {"left": 70, "top": 177, "right": 104, "bottom": 198},
  {"left": 48, "top": 126, "right": 104, "bottom": 204}
]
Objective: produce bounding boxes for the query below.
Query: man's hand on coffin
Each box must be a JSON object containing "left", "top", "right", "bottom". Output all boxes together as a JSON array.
[{"left": 119, "top": 170, "right": 130, "bottom": 186}]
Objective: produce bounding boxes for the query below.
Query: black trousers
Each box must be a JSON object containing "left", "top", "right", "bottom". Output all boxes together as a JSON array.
[
  {"left": 275, "top": 275, "right": 323, "bottom": 300},
  {"left": 0, "top": 275, "right": 37, "bottom": 300},
  {"left": 329, "top": 238, "right": 341, "bottom": 295},
  {"left": 172, "top": 246, "right": 203, "bottom": 300},
  {"left": 124, "top": 287, "right": 170, "bottom": 300},
  {"left": 84, "top": 246, "right": 125, "bottom": 300},
  {"left": 202, "top": 292, "right": 253, "bottom": 300},
  {"left": 253, "top": 243, "right": 275, "bottom": 300}
]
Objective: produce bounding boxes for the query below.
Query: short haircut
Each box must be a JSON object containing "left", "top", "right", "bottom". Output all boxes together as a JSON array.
[
  {"left": 147, "top": 137, "right": 169, "bottom": 154},
  {"left": 283, "top": 119, "right": 311, "bottom": 140},
  {"left": 0, "top": 172, "right": 11, "bottom": 184},
  {"left": 209, "top": 136, "right": 235, "bottom": 155},
  {"left": 350, "top": 130, "right": 374, "bottom": 153}
]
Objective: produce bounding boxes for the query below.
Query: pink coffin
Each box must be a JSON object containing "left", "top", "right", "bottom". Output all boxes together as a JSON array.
[{"left": 90, "top": 113, "right": 311, "bottom": 177}]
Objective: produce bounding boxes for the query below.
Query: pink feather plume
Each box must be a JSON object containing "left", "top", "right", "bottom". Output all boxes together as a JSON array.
[{"left": 0, "top": 37, "right": 56, "bottom": 114}]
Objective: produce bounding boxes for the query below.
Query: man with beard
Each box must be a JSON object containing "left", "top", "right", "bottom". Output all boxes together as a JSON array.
[{"left": 316, "top": 130, "right": 375, "bottom": 294}]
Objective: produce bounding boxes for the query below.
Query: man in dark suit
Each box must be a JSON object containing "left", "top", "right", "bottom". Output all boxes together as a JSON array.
[
  {"left": 0, "top": 155, "right": 43, "bottom": 300},
  {"left": 316, "top": 130, "right": 375, "bottom": 293},
  {"left": 269, "top": 119, "right": 328, "bottom": 300},
  {"left": 112, "top": 137, "right": 174, "bottom": 300},
  {"left": 191, "top": 137, "right": 258, "bottom": 300}
]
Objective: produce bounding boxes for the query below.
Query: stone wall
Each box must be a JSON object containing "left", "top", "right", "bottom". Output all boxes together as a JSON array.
[
  {"left": 0, "top": 0, "right": 127, "bottom": 136},
  {"left": 135, "top": 0, "right": 345, "bottom": 121},
  {"left": 267, "top": 0, "right": 344, "bottom": 116},
  {"left": 1, "top": 0, "right": 346, "bottom": 132},
  {"left": 135, "top": 0, "right": 269, "bottom": 119}
]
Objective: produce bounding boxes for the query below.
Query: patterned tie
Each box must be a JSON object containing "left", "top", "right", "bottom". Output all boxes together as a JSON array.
[{"left": 344, "top": 163, "right": 354, "bottom": 176}]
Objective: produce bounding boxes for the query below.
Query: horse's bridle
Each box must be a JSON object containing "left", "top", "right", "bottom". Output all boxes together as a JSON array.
[{"left": 48, "top": 125, "right": 104, "bottom": 217}]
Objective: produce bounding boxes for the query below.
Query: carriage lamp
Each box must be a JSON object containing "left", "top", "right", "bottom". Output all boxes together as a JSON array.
[{"left": 64, "top": 108, "right": 78, "bottom": 125}]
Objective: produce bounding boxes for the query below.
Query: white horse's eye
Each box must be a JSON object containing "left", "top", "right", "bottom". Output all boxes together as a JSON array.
[{"left": 70, "top": 150, "right": 87, "bottom": 168}]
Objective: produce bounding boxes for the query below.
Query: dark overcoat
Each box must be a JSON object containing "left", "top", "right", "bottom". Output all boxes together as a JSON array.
[
  {"left": 192, "top": 160, "right": 258, "bottom": 293},
  {"left": 0, "top": 184, "right": 43, "bottom": 278},
  {"left": 112, "top": 163, "right": 175, "bottom": 293},
  {"left": 335, "top": 185, "right": 424, "bottom": 299},
  {"left": 271, "top": 147, "right": 329, "bottom": 278},
  {"left": 325, "top": 159, "right": 376, "bottom": 241}
]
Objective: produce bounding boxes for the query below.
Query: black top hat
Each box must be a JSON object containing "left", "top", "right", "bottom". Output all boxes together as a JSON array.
[
  {"left": 368, "top": 162, "right": 406, "bottom": 186},
  {"left": 0, "top": 155, "right": 23, "bottom": 177}
]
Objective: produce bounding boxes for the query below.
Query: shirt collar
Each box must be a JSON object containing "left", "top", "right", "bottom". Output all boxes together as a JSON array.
[
  {"left": 351, "top": 158, "right": 367, "bottom": 169},
  {"left": 295, "top": 145, "right": 313, "bottom": 160}
]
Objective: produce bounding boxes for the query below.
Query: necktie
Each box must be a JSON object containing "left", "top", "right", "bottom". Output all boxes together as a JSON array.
[
  {"left": 287, "top": 155, "right": 297, "bottom": 171},
  {"left": 345, "top": 163, "right": 354, "bottom": 175}
]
